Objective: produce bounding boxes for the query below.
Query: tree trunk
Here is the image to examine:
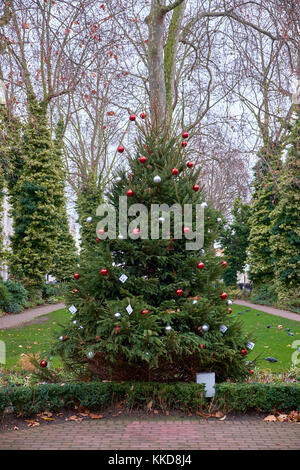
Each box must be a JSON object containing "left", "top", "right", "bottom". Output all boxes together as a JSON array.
[{"left": 147, "top": 1, "right": 167, "bottom": 129}]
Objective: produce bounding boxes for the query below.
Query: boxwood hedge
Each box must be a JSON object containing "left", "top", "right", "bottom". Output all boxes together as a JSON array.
[{"left": 0, "top": 381, "right": 299, "bottom": 419}]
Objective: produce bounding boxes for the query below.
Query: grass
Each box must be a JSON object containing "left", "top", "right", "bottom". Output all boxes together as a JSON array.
[
  {"left": 0, "top": 308, "right": 69, "bottom": 370},
  {"left": 231, "top": 304, "right": 300, "bottom": 373},
  {"left": 0, "top": 304, "right": 299, "bottom": 373}
]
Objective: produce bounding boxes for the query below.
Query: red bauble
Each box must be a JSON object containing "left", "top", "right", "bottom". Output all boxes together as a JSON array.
[
  {"left": 96, "top": 238, "right": 100, "bottom": 243},
  {"left": 171, "top": 168, "right": 179, "bottom": 176},
  {"left": 40, "top": 360, "right": 47, "bottom": 368},
  {"left": 176, "top": 289, "right": 183, "bottom": 296},
  {"left": 140, "top": 112, "right": 147, "bottom": 119},
  {"left": 139, "top": 156, "right": 147, "bottom": 163},
  {"left": 74, "top": 272, "right": 80, "bottom": 280},
  {"left": 100, "top": 268, "right": 108, "bottom": 276},
  {"left": 126, "top": 189, "right": 134, "bottom": 197},
  {"left": 117, "top": 145, "right": 124, "bottom": 153},
  {"left": 141, "top": 309, "right": 149, "bottom": 315},
  {"left": 132, "top": 228, "right": 140, "bottom": 234},
  {"left": 220, "top": 292, "right": 227, "bottom": 300},
  {"left": 182, "top": 131, "right": 189, "bottom": 139},
  {"left": 63, "top": 335, "right": 68, "bottom": 342},
  {"left": 129, "top": 114, "right": 136, "bottom": 121},
  {"left": 193, "top": 184, "right": 200, "bottom": 192},
  {"left": 241, "top": 349, "right": 247, "bottom": 356},
  {"left": 182, "top": 140, "right": 188, "bottom": 147},
  {"left": 249, "top": 369, "right": 254, "bottom": 374},
  {"left": 98, "top": 228, "right": 105, "bottom": 235},
  {"left": 197, "top": 262, "right": 205, "bottom": 270},
  {"left": 222, "top": 261, "right": 228, "bottom": 268},
  {"left": 183, "top": 227, "right": 190, "bottom": 234},
  {"left": 228, "top": 308, "right": 232, "bottom": 314},
  {"left": 187, "top": 161, "right": 194, "bottom": 168},
  {"left": 73, "top": 288, "right": 79, "bottom": 293},
  {"left": 200, "top": 344, "right": 205, "bottom": 349}
]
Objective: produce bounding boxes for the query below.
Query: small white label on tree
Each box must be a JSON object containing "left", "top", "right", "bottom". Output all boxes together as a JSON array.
[
  {"left": 119, "top": 274, "right": 128, "bottom": 283},
  {"left": 126, "top": 304, "right": 133, "bottom": 315},
  {"left": 246, "top": 342, "right": 255, "bottom": 350},
  {"left": 69, "top": 305, "right": 77, "bottom": 315},
  {"left": 220, "top": 324, "right": 227, "bottom": 334},
  {"left": 196, "top": 372, "right": 215, "bottom": 397}
]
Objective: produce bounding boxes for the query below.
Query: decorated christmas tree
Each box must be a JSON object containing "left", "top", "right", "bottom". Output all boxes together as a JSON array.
[{"left": 53, "top": 121, "right": 253, "bottom": 382}]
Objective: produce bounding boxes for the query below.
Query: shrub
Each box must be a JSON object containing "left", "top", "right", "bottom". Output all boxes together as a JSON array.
[
  {"left": 1, "top": 382, "right": 206, "bottom": 418},
  {"left": 250, "top": 283, "right": 278, "bottom": 305},
  {"left": 0, "top": 280, "right": 28, "bottom": 314},
  {"left": 0, "top": 282, "right": 11, "bottom": 305},
  {"left": 1, "top": 381, "right": 300, "bottom": 420},
  {"left": 214, "top": 382, "right": 300, "bottom": 413}
]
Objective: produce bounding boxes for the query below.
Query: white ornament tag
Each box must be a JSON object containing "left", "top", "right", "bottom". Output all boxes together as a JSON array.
[
  {"left": 119, "top": 274, "right": 128, "bottom": 283},
  {"left": 126, "top": 304, "right": 133, "bottom": 315},
  {"left": 246, "top": 342, "right": 255, "bottom": 350},
  {"left": 220, "top": 324, "right": 227, "bottom": 334},
  {"left": 69, "top": 305, "right": 77, "bottom": 315}
]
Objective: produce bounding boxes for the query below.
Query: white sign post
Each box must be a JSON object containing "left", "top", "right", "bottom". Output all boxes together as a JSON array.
[{"left": 196, "top": 372, "right": 215, "bottom": 397}]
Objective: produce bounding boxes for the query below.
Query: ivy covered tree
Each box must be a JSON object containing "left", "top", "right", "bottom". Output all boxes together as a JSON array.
[
  {"left": 0, "top": 101, "right": 24, "bottom": 270},
  {"left": 8, "top": 98, "right": 67, "bottom": 291},
  {"left": 52, "top": 122, "right": 253, "bottom": 383},
  {"left": 220, "top": 198, "right": 251, "bottom": 286},
  {"left": 76, "top": 173, "right": 104, "bottom": 262},
  {"left": 247, "top": 144, "right": 282, "bottom": 285},
  {"left": 269, "top": 113, "right": 300, "bottom": 303},
  {"left": 0, "top": 168, "right": 4, "bottom": 263},
  {"left": 49, "top": 120, "right": 78, "bottom": 282}
]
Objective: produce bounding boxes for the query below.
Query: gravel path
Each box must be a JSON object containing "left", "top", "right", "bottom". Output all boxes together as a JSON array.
[
  {"left": 233, "top": 300, "right": 300, "bottom": 322},
  {"left": 0, "top": 303, "right": 66, "bottom": 330}
]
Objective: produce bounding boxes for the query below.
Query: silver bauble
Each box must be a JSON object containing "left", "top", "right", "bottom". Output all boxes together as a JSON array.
[
  {"left": 59, "top": 336, "right": 64, "bottom": 341},
  {"left": 165, "top": 325, "right": 172, "bottom": 331},
  {"left": 153, "top": 175, "right": 161, "bottom": 184},
  {"left": 159, "top": 217, "right": 165, "bottom": 222},
  {"left": 114, "top": 312, "right": 122, "bottom": 318},
  {"left": 227, "top": 300, "right": 233, "bottom": 305},
  {"left": 87, "top": 351, "right": 94, "bottom": 359},
  {"left": 73, "top": 320, "right": 77, "bottom": 325},
  {"left": 192, "top": 300, "right": 198, "bottom": 304},
  {"left": 115, "top": 176, "right": 122, "bottom": 183},
  {"left": 202, "top": 324, "right": 210, "bottom": 332},
  {"left": 118, "top": 233, "right": 124, "bottom": 239},
  {"left": 86, "top": 216, "right": 93, "bottom": 223},
  {"left": 217, "top": 217, "right": 222, "bottom": 222},
  {"left": 201, "top": 202, "right": 208, "bottom": 208}
]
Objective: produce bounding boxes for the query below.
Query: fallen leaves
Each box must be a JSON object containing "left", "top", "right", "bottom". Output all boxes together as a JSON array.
[
  {"left": 195, "top": 410, "right": 225, "bottom": 420},
  {"left": 89, "top": 413, "right": 103, "bottom": 419},
  {"left": 264, "top": 411, "right": 300, "bottom": 423},
  {"left": 65, "top": 415, "right": 83, "bottom": 422},
  {"left": 25, "top": 420, "right": 40, "bottom": 427}
]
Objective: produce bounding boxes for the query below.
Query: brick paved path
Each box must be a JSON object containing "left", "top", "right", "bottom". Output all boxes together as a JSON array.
[
  {"left": 0, "top": 417, "right": 299, "bottom": 449},
  {"left": 234, "top": 300, "right": 300, "bottom": 322},
  {"left": 0, "top": 303, "right": 65, "bottom": 330}
]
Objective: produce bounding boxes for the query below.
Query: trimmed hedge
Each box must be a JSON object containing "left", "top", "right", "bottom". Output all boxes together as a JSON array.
[
  {"left": 0, "top": 382, "right": 206, "bottom": 419},
  {"left": 215, "top": 383, "right": 300, "bottom": 413},
  {"left": 0, "top": 382, "right": 299, "bottom": 419}
]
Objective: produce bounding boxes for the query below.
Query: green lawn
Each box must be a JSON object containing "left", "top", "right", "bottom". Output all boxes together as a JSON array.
[
  {"left": 0, "top": 308, "right": 69, "bottom": 370},
  {"left": 231, "top": 304, "right": 300, "bottom": 372},
  {"left": 0, "top": 304, "right": 299, "bottom": 373}
]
